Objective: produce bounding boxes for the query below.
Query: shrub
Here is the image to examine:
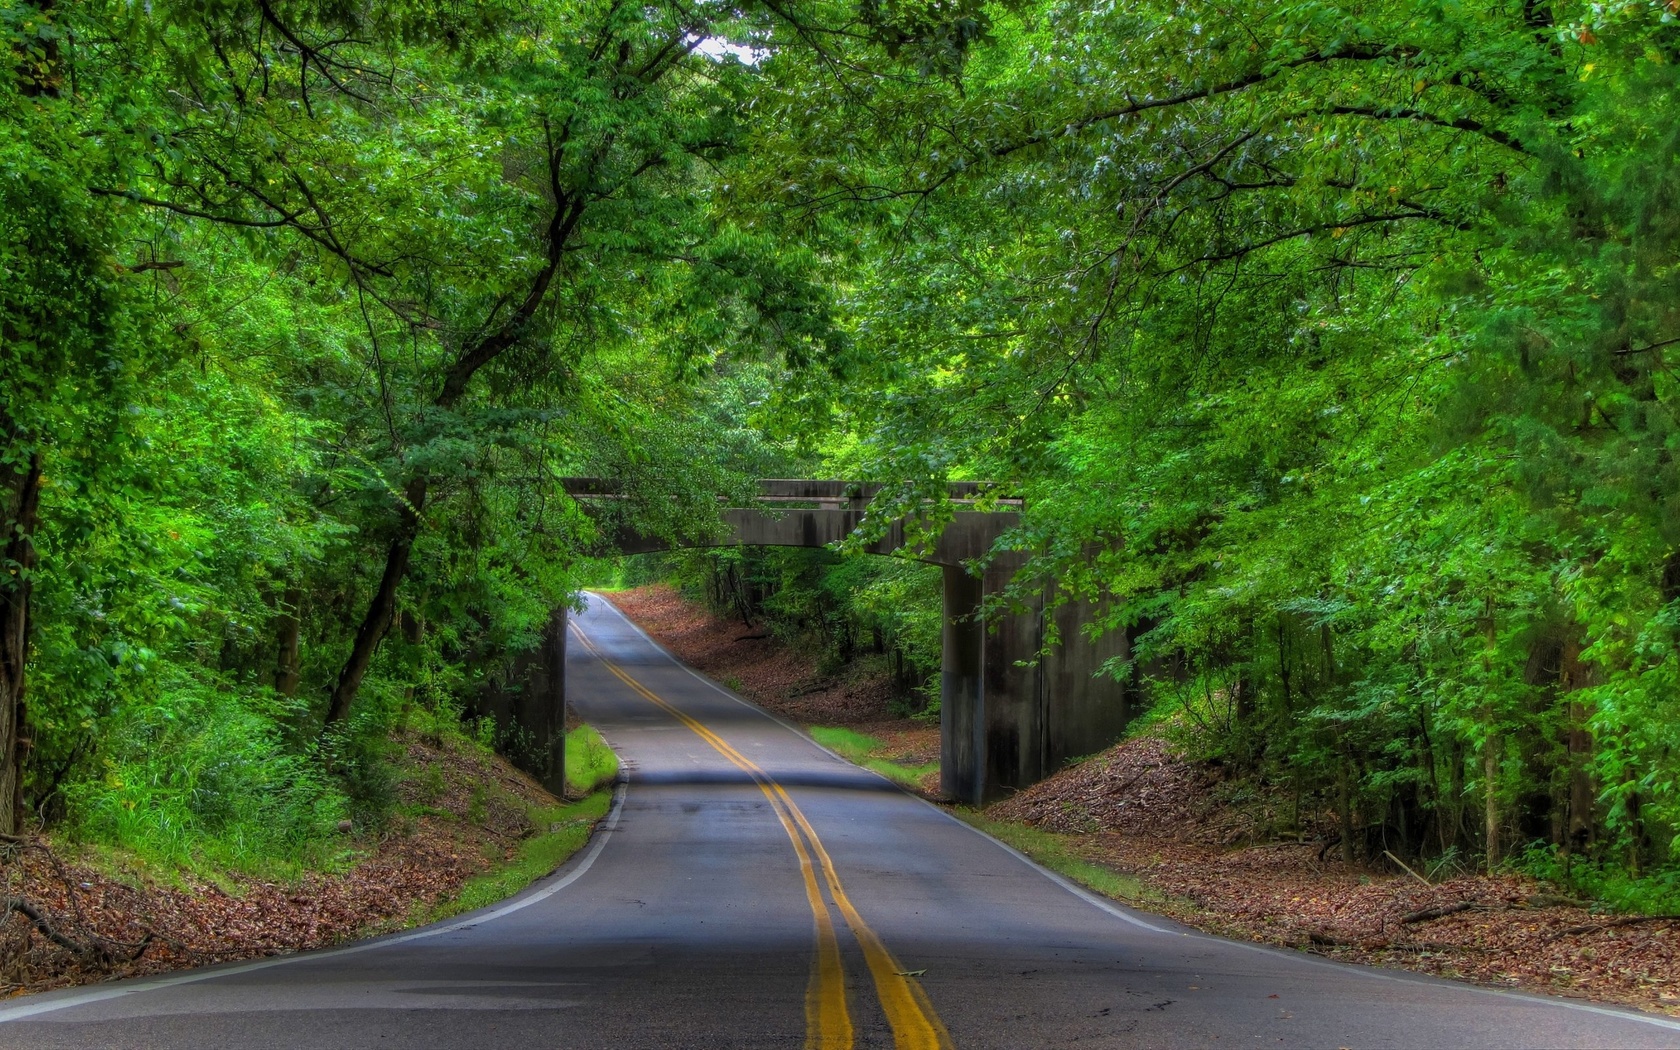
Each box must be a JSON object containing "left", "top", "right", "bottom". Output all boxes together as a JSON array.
[{"left": 65, "top": 670, "right": 349, "bottom": 875}]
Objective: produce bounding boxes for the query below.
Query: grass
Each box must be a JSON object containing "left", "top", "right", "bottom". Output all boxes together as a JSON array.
[
  {"left": 809, "top": 726, "right": 939, "bottom": 791},
  {"left": 566, "top": 724, "right": 619, "bottom": 794},
  {"left": 955, "top": 809, "right": 1157, "bottom": 905},
  {"left": 429, "top": 789, "right": 615, "bottom": 921}
]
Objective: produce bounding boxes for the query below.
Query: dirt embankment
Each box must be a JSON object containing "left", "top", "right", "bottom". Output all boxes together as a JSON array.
[
  {"left": 612, "top": 583, "right": 1680, "bottom": 1016},
  {"left": 607, "top": 585, "right": 938, "bottom": 766},
  {"left": 2, "top": 732, "right": 568, "bottom": 997},
  {"left": 994, "top": 735, "right": 1680, "bottom": 1015}
]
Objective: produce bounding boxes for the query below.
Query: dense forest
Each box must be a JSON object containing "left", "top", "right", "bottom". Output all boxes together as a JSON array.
[{"left": 4, "top": 0, "right": 1680, "bottom": 906}]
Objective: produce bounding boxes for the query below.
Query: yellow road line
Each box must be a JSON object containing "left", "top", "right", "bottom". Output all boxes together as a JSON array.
[
  {"left": 775, "top": 786, "right": 952, "bottom": 1050},
  {"left": 572, "top": 627, "right": 852, "bottom": 1050},
  {"left": 572, "top": 625, "right": 952, "bottom": 1050}
]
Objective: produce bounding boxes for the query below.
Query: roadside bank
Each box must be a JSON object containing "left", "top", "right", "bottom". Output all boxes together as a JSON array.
[{"left": 2, "top": 725, "right": 617, "bottom": 998}]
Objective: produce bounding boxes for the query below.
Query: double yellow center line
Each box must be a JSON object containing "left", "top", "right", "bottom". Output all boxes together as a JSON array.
[{"left": 571, "top": 625, "right": 952, "bottom": 1050}]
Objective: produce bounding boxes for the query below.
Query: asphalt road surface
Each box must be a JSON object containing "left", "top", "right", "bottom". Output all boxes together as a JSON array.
[{"left": 3, "top": 593, "right": 1678, "bottom": 1048}]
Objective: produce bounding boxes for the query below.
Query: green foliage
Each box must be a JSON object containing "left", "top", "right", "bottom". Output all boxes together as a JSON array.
[
  {"left": 10, "top": 0, "right": 1680, "bottom": 912},
  {"left": 722, "top": 0, "right": 1680, "bottom": 893},
  {"left": 3, "top": 0, "right": 835, "bottom": 873},
  {"left": 63, "top": 670, "right": 350, "bottom": 877},
  {"left": 1521, "top": 846, "right": 1680, "bottom": 916}
]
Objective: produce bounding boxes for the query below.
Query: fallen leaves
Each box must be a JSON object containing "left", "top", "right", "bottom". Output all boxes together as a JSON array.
[
  {"left": 987, "top": 733, "right": 1680, "bottom": 1017},
  {"left": 989, "top": 736, "right": 1220, "bottom": 841}
]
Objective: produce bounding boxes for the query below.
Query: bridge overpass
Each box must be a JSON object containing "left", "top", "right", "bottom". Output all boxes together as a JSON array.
[{"left": 486, "top": 480, "right": 1134, "bottom": 805}]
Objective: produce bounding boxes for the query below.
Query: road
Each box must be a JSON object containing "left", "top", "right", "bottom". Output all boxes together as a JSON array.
[{"left": 2, "top": 593, "right": 1677, "bottom": 1048}]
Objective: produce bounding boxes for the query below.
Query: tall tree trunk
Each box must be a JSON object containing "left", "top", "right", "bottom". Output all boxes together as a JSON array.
[
  {"left": 1233, "top": 614, "right": 1254, "bottom": 722},
  {"left": 317, "top": 192, "right": 585, "bottom": 730},
  {"left": 274, "top": 586, "right": 302, "bottom": 697},
  {"left": 1447, "top": 736, "right": 1467, "bottom": 851},
  {"left": 1, "top": 451, "right": 43, "bottom": 836},
  {"left": 1483, "top": 732, "right": 1501, "bottom": 871},
  {"left": 324, "top": 476, "right": 427, "bottom": 726},
  {"left": 1337, "top": 747, "right": 1357, "bottom": 868},
  {"left": 4, "top": 0, "right": 64, "bottom": 840},
  {"left": 1481, "top": 602, "right": 1501, "bottom": 873},
  {"left": 399, "top": 607, "right": 424, "bottom": 704},
  {"left": 1623, "top": 772, "right": 1645, "bottom": 877},
  {"left": 1418, "top": 711, "right": 1447, "bottom": 854},
  {"left": 1560, "top": 635, "right": 1596, "bottom": 853},
  {"left": 1276, "top": 613, "right": 1293, "bottom": 714}
]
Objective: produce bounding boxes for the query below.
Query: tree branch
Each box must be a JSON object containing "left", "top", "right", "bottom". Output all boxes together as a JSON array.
[
  {"left": 987, "top": 43, "right": 1417, "bottom": 160},
  {"left": 1312, "top": 104, "right": 1532, "bottom": 155},
  {"left": 89, "top": 188, "right": 298, "bottom": 228}
]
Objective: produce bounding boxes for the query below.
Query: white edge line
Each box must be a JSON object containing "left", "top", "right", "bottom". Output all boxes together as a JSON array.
[
  {"left": 0, "top": 778, "right": 629, "bottom": 1025},
  {"left": 586, "top": 591, "right": 1680, "bottom": 1035}
]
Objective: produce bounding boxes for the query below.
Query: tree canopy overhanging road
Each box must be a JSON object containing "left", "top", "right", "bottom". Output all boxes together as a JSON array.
[
  {"left": 9, "top": 0, "right": 1680, "bottom": 1025},
  {"left": 2, "top": 595, "right": 1676, "bottom": 1049}
]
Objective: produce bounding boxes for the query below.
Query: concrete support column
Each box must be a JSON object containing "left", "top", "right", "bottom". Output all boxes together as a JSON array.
[
  {"left": 537, "top": 605, "right": 568, "bottom": 796},
  {"left": 978, "top": 559, "right": 1043, "bottom": 803},
  {"left": 1041, "top": 598, "right": 1131, "bottom": 770},
  {"left": 940, "top": 566, "right": 984, "bottom": 804},
  {"left": 941, "top": 558, "right": 1049, "bottom": 805}
]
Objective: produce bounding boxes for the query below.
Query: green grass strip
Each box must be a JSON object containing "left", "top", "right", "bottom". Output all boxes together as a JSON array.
[
  {"left": 566, "top": 724, "right": 620, "bottom": 794},
  {"left": 956, "top": 809, "right": 1153, "bottom": 904},
  {"left": 809, "top": 726, "right": 938, "bottom": 790},
  {"left": 430, "top": 790, "right": 613, "bottom": 921}
]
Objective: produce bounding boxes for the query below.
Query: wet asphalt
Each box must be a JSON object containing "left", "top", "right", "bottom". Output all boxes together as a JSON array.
[{"left": 1, "top": 592, "right": 1676, "bottom": 1049}]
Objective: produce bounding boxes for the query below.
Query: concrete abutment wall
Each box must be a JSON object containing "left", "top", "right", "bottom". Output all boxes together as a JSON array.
[{"left": 469, "top": 607, "right": 569, "bottom": 798}]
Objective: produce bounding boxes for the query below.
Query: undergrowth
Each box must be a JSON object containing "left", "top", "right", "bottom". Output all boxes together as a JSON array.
[
  {"left": 1520, "top": 847, "right": 1680, "bottom": 915},
  {"left": 566, "top": 725, "right": 619, "bottom": 795},
  {"left": 58, "top": 659, "right": 619, "bottom": 903},
  {"left": 63, "top": 672, "right": 356, "bottom": 879}
]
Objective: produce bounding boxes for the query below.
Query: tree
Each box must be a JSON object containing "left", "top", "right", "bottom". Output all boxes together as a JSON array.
[
  {"left": 87, "top": 0, "right": 843, "bottom": 728},
  {"left": 745, "top": 0, "right": 1680, "bottom": 869}
]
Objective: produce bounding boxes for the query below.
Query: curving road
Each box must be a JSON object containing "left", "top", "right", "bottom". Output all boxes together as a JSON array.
[{"left": 2, "top": 593, "right": 1677, "bottom": 1048}]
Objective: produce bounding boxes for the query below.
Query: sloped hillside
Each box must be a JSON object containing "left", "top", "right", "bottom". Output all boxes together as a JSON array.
[
  {"left": 986, "top": 734, "right": 1680, "bottom": 1015},
  {"left": 2, "top": 731, "right": 607, "bottom": 997}
]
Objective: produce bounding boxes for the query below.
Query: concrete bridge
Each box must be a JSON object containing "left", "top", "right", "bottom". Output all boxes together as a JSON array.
[{"left": 483, "top": 480, "right": 1134, "bottom": 805}]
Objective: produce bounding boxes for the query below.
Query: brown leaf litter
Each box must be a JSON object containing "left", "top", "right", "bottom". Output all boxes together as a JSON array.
[{"left": 995, "top": 733, "right": 1680, "bottom": 1017}]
